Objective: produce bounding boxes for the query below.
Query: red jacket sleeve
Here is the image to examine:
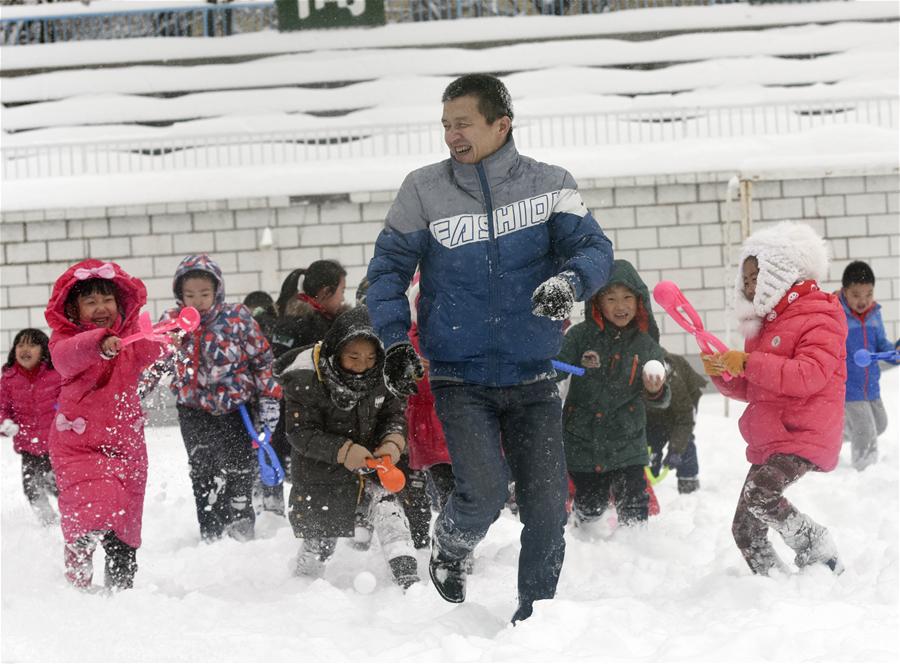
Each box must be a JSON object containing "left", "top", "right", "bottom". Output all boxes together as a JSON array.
[
  {"left": 50, "top": 328, "right": 110, "bottom": 380},
  {"left": 710, "top": 374, "right": 749, "bottom": 402}
]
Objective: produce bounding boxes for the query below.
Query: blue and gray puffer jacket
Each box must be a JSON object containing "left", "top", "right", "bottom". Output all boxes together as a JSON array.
[{"left": 366, "top": 138, "right": 613, "bottom": 387}]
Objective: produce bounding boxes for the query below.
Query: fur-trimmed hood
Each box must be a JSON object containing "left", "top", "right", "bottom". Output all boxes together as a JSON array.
[{"left": 733, "top": 221, "right": 830, "bottom": 337}]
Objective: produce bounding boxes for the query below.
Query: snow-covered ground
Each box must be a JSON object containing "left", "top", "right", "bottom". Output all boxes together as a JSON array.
[{"left": 2, "top": 371, "right": 897, "bottom": 662}]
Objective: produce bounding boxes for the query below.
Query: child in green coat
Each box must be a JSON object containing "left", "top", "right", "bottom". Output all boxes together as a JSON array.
[{"left": 557, "top": 260, "right": 670, "bottom": 526}]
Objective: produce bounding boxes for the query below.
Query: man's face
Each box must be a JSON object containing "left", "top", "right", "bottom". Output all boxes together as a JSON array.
[
  {"left": 442, "top": 94, "right": 510, "bottom": 165},
  {"left": 843, "top": 282, "right": 874, "bottom": 314}
]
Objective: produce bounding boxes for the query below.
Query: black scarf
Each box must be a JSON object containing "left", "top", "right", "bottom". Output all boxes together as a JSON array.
[{"left": 319, "top": 355, "right": 381, "bottom": 411}]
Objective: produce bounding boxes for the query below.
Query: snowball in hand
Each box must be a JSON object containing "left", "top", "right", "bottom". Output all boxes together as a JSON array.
[
  {"left": 353, "top": 571, "right": 377, "bottom": 595},
  {"left": 643, "top": 359, "right": 666, "bottom": 381}
]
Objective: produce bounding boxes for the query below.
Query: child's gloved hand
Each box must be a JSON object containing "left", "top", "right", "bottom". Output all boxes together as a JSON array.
[
  {"left": 373, "top": 434, "right": 405, "bottom": 465},
  {"left": 0, "top": 419, "right": 19, "bottom": 438},
  {"left": 664, "top": 451, "right": 683, "bottom": 471},
  {"left": 337, "top": 441, "right": 373, "bottom": 471},
  {"left": 100, "top": 336, "right": 122, "bottom": 358},
  {"left": 701, "top": 353, "right": 724, "bottom": 377},
  {"left": 721, "top": 350, "right": 749, "bottom": 376},
  {"left": 256, "top": 397, "right": 280, "bottom": 433}
]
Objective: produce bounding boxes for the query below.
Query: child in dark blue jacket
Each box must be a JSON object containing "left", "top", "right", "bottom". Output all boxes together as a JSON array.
[{"left": 839, "top": 261, "right": 899, "bottom": 471}]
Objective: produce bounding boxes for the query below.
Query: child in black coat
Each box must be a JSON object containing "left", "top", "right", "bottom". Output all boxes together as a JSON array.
[{"left": 274, "top": 307, "right": 419, "bottom": 588}]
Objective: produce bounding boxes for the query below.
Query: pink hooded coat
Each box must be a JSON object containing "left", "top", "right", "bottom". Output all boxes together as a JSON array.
[
  {"left": 44, "top": 260, "right": 164, "bottom": 548},
  {"left": 712, "top": 223, "right": 847, "bottom": 471},
  {"left": 0, "top": 362, "right": 61, "bottom": 456}
]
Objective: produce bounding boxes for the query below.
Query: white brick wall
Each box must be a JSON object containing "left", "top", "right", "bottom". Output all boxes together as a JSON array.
[{"left": 1, "top": 171, "right": 898, "bottom": 355}]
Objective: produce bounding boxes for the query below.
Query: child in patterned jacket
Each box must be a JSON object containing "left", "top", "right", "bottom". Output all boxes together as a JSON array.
[{"left": 152, "top": 254, "right": 282, "bottom": 542}]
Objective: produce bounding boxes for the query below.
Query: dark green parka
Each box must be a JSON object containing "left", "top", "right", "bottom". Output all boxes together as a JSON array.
[
  {"left": 274, "top": 307, "right": 406, "bottom": 539},
  {"left": 647, "top": 352, "right": 707, "bottom": 455},
  {"left": 557, "top": 260, "right": 669, "bottom": 473}
]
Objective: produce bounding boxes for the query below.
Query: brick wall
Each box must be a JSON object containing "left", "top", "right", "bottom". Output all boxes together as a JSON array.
[{"left": 2, "top": 171, "right": 898, "bottom": 359}]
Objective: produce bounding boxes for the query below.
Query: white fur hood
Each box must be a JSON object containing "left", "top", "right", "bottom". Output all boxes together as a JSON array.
[{"left": 733, "top": 221, "right": 830, "bottom": 337}]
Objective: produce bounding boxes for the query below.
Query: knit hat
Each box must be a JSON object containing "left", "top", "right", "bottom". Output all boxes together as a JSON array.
[{"left": 734, "top": 221, "right": 829, "bottom": 335}]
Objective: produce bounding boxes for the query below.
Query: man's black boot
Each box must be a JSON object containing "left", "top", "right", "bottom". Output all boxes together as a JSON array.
[{"left": 428, "top": 545, "right": 466, "bottom": 603}]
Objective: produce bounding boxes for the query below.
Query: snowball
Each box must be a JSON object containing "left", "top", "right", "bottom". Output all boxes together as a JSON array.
[
  {"left": 643, "top": 359, "right": 666, "bottom": 380},
  {"left": 353, "top": 571, "right": 377, "bottom": 595}
]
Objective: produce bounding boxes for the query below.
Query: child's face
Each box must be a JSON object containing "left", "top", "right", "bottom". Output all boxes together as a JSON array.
[
  {"left": 14, "top": 338, "right": 42, "bottom": 371},
  {"left": 742, "top": 257, "right": 759, "bottom": 301},
  {"left": 842, "top": 282, "right": 874, "bottom": 314},
  {"left": 77, "top": 291, "right": 118, "bottom": 328},
  {"left": 598, "top": 284, "right": 637, "bottom": 328},
  {"left": 317, "top": 277, "right": 347, "bottom": 317},
  {"left": 339, "top": 337, "right": 378, "bottom": 375},
  {"left": 181, "top": 276, "right": 216, "bottom": 313}
]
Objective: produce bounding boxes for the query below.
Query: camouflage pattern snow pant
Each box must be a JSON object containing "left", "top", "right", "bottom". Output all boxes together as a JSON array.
[{"left": 732, "top": 453, "right": 836, "bottom": 575}]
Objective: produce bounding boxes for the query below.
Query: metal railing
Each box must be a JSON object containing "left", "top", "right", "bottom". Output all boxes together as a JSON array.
[
  {"left": 3, "top": 96, "right": 894, "bottom": 180},
  {"left": 0, "top": 2, "right": 277, "bottom": 45},
  {"left": 387, "top": 0, "right": 740, "bottom": 22},
  {"left": 0, "top": 0, "right": 750, "bottom": 45}
]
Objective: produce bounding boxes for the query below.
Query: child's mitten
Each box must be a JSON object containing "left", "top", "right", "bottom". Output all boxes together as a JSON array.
[
  {"left": 256, "top": 397, "right": 281, "bottom": 432},
  {"left": 337, "top": 441, "right": 373, "bottom": 471},
  {"left": 373, "top": 434, "right": 405, "bottom": 464},
  {"left": 0, "top": 419, "right": 19, "bottom": 438},
  {"left": 664, "top": 451, "right": 683, "bottom": 471},
  {"left": 701, "top": 354, "right": 723, "bottom": 377},
  {"left": 721, "top": 350, "right": 749, "bottom": 376}
]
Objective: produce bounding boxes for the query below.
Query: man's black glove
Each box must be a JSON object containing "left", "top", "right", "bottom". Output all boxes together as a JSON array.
[
  {"left": 531, "top": 273, "right": 576, "bottom": 321},
  {"left": 383, "top": 342, "right": 425, "bottom": 398}
]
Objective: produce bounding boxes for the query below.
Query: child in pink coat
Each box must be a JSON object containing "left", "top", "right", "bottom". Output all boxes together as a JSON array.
[
  {"left": 704, "top": 222, "right": 847, "bottom": 576},
  {"left": 44, "top": 259, "right": 167, "bottom": 591},
  {"left": 0, "top": 328, "right": 62, "bottom": 526}
]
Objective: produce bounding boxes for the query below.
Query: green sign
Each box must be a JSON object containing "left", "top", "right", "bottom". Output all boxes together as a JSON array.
[{"left": 275, "top": 0, "right": 386, "bottom": 30}]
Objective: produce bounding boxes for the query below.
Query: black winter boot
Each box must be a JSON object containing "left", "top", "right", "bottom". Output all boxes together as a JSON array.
[
  {"left": 677, "top": 477, "right": 700, "bottom": 494},
  {"left": 103, "top": 534, "right": 137, "bottom": 590},
  {"left": 428, "top": 545, "right": 467, "bottom": 603}
]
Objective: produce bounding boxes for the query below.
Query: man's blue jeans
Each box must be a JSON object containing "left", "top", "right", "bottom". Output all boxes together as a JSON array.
[{"left": 431, "top": 379, "right": 568, "bottom": 605}]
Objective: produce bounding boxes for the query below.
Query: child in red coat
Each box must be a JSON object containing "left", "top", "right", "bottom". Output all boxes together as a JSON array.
[
  {"left": 44, "top": 260, "right": 167, "bottom": 591},
  {"left": 0, "top": 328, "right": 61, "bottom": 526},
  {"left": 704, "top": 222, "right": 846, "bottom": 576}
]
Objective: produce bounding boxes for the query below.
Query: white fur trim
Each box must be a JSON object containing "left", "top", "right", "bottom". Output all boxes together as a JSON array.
[
  {"left": 733, "top": 221, "right": 829, "bottom": 322},
  {"left": 734, "top": 292, "right": 763, "bottom": 338}
]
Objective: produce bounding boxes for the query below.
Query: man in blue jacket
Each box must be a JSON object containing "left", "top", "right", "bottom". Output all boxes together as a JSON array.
[{"left": 366, "top": 74, "right": 613, "bottom": 623}]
